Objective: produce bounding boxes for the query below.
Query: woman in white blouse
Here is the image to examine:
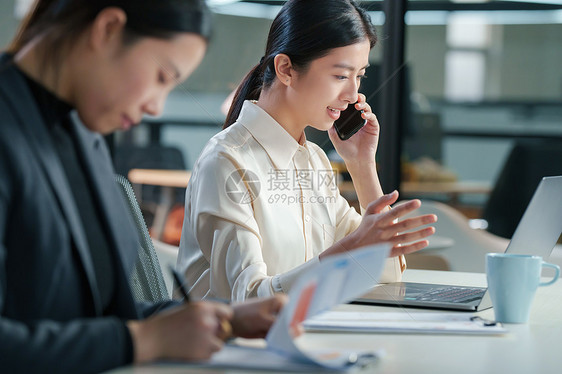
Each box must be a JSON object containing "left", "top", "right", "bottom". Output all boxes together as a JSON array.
[{"left": 177, "top": 0, "right": 438, "bottom": 301}]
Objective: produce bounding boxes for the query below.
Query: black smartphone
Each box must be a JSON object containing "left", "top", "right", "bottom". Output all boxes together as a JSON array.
[{"left": 333, "top": 103, "right": 366, "bottom": 140}]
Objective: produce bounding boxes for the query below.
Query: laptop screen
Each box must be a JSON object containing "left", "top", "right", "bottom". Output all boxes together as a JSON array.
[{"left": 505, "top": 176, "right": 562, "bottom": 258}]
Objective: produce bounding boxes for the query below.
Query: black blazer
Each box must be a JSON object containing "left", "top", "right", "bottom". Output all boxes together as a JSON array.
[{"left": 0, "top": 55, "right": 168, "bottom": 373}]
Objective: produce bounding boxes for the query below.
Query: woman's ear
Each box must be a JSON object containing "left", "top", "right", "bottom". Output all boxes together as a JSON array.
[
  {"left": 88, "top": 7, "right": 127, "bottom": 52},
  {"left": 273, "top": 53, "right": 294, "bottom": 87}
]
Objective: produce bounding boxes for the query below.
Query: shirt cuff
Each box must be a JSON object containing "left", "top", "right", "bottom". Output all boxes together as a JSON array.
[
  {"left": 256, "top": 277, "right": 276, "bottom": 298},
  {"left": 273, "top": 257, "right": 320, "bottom": 294}
]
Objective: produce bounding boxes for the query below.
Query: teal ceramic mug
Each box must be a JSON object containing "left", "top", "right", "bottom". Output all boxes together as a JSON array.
[{"left": 486, "top": 253, "right": 560, "bottom": 324}]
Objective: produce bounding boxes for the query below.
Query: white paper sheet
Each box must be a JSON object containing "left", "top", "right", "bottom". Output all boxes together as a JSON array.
[{"left": 303, "top": 311, "right": 507, "bottom": 335}]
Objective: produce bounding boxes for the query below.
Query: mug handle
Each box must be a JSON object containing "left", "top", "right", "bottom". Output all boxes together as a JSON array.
[{"left": 539, "top": 262, "right": 560, "bottom": 286}]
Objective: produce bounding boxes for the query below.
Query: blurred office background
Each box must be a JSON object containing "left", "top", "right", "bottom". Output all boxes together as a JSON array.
[{"left": 3, "top": 0, "right": 561, "bottom": 248}]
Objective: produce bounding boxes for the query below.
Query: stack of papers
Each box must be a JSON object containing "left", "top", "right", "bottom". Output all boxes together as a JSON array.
[{"left": 303, "top": 311, "right": 507, "bottom": 335}]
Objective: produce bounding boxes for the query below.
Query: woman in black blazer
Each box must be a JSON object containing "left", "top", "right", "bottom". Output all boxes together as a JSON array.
[{"left": 0, "top": 1, "right": 285, "bottom": 373}]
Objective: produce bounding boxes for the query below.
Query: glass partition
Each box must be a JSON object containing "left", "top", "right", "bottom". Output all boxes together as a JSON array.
[{"left": 399, "top": 1, "right": 562, "bottom": 228}]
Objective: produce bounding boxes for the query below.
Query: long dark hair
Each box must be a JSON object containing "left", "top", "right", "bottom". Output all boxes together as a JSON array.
[
  {"left": 224, "top": 0, "right": 377, "bottom": 129},
  {"left": 8, "top": 0, "right": 212, "bottom": 66}
]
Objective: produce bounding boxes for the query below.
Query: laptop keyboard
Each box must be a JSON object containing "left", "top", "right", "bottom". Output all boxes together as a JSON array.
[{"left": 414, "top": 287, "right": 486, "bottom": 303}]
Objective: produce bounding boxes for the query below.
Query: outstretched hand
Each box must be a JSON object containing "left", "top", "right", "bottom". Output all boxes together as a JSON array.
[{"left": 321, "top": 191, "right": 437, "bottom": 259}]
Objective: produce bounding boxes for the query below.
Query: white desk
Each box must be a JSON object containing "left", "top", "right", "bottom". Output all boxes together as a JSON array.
[{"left": 104, "top": 270, "right": 562, "bottom": 374}]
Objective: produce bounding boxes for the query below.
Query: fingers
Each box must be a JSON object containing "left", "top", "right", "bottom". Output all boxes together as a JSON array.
[
  {"left": 356, "top": 93, "right": 366, "bottom": 105},
  {"left": 212, "top": 301, "right": 233, "bottom": 321},
  {"left": 364, "top": 191, "right": 399, "bottom": 215},
  {"left": 389, "top": 214, "right": 438, "bottom": 234},
  {"left": 378, "top": 212, "right": 436, "bottom": 255},
  {"left": 191, "top": 304, "right": 229, "bottom": 358},
  {"left": 386, "top": 216, "right": 436, "bottom": 257},
  {"left": 390, "top": 239, "right": 430, "bottom": 257},
  {"left": 371, "top": 199, "right": 423, "bottom": 227},
  {"left": 209, "top": 302, "right": 233, "bottom": 341},
  {"left": 356, "top": 198, "right": 437, "bottom": 255},
  {"left": 256, "top": 294, "right": 288, "bottom": 328},
  {"left": 355, "top": 99, "right": 379, "bottom": 133},
  {"left": 195, "top": 325, "right": 224, "bottom": 359},
  {"left": 390, "top": 226, "right": 436, "bottom": 246},
  {"left": 216, "top": 319, "right": 232, "bottom": 341},
  {"left": 354, "top": 95, "right": 376, "bottom": 122},
  {"left": 355, "top": 99, "right": 371, "bottom": 116}
]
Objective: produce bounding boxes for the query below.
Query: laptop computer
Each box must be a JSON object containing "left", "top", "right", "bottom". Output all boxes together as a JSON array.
[{"left": 354, "top": 175, "right": 562, "bottom": 311}]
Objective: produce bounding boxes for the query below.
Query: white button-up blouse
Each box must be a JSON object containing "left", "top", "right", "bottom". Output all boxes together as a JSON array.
[{"left": 177, "top": 101, "right": 404, "bottom": 301}]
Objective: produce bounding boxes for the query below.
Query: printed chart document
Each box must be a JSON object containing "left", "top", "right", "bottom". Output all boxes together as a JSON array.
[
  {"left": 303, "top": 311, "right": 507, "bottom": 335},
  {"left": 186, "top": 244, "right": 391, "bottom": 372},
  {"left": 265, "top": 244, "right": 390, "bottom": 371}
]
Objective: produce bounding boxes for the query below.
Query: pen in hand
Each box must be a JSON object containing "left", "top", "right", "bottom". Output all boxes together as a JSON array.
[
  {"left": 170, "top": 266, "right": 232, "bottom": 340},
  {"left": 171, "top": 266, "right": 191, "bottom": 302}
]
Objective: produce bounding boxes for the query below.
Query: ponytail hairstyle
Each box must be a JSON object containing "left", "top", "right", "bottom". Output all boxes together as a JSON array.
[
  {"left": 7, "top": 0, "right": 212, "bottom": 72},
  {"left": 223, "top": 0, "right": 377, "bottom": 129}
]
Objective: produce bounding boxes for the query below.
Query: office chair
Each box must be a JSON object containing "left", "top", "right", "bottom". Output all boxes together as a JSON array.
[
  {"left": 482, "top": 139, "right": 562, "bottom": 239},
  {"left": 152, "top": 239, "right": 180, "bottom": 299},
  {"left": 114, "top": 174, "right": 170, "bottom": 302},
  {"left": 113, "top": 144, "right": 188, "bottom": 227}
]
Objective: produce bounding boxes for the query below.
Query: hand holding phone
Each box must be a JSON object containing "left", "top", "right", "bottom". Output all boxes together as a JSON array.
[{"left": 333, "top": 103, "right": 367, "bottom": 141}]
